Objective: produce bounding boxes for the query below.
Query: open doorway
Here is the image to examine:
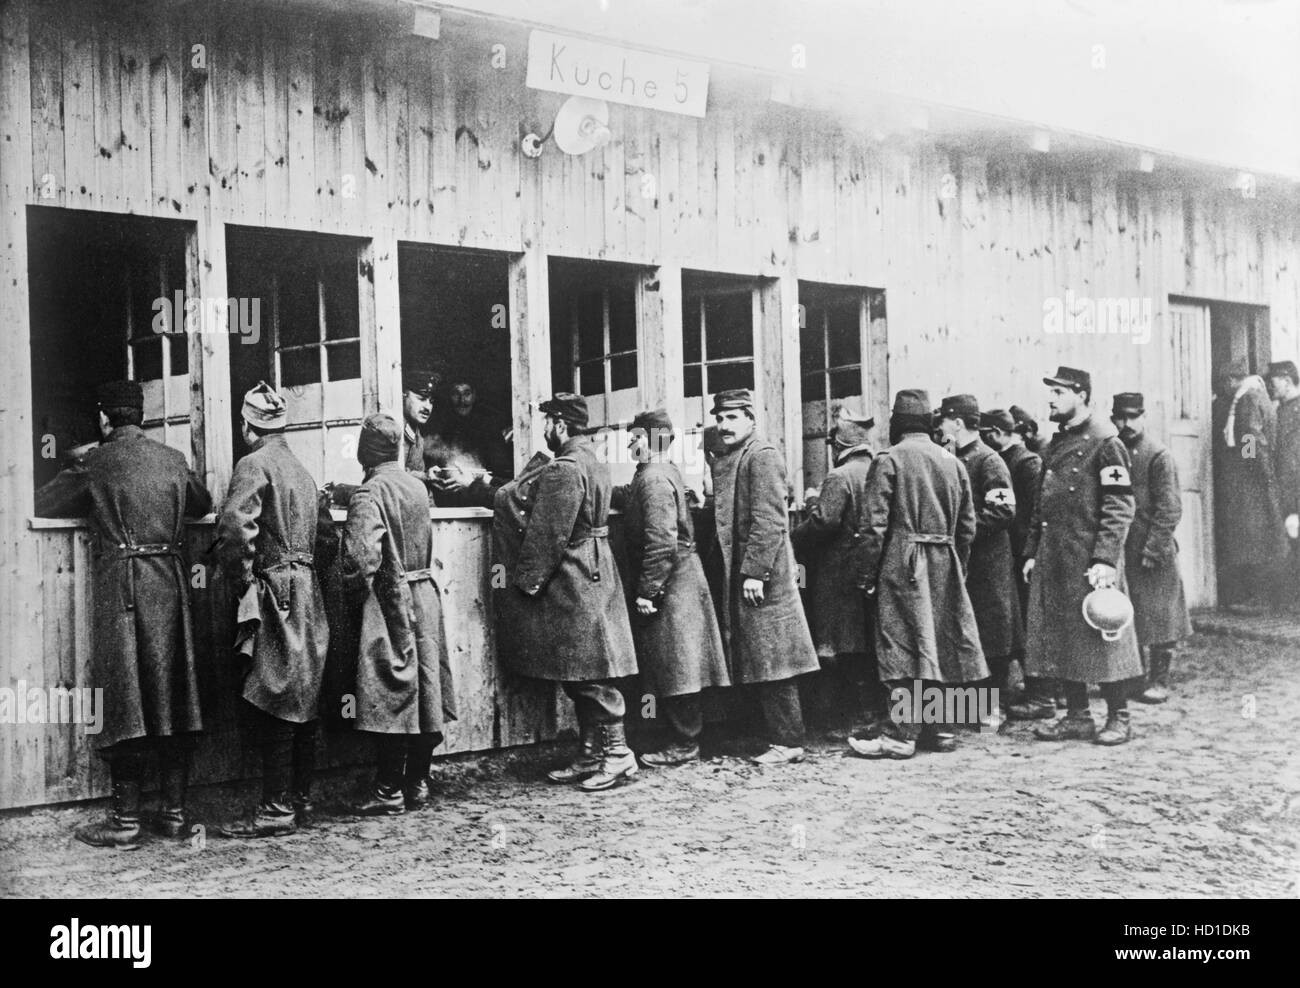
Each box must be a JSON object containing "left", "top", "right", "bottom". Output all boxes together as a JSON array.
[{"left": 1167, "top": 296, "right": 1273, "bottom": 609}]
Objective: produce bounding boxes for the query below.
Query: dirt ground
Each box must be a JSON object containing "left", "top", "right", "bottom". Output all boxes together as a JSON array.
[{"left": 2, "top": 632, "right": 1298, "bottom": 898}]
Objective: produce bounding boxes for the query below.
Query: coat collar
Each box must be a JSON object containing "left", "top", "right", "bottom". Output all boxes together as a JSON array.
[
  {"left": 249, "top": 432, "right": 289, "bottom": 453},
  {"left": 558, "top": 435, "right": 592, "bottom": 458},
  {"left": 105, "top": 424, "right": 145, "bottom": 444},
  {"left": 833, "top": 443, "right": 873, "bottom": 465}
]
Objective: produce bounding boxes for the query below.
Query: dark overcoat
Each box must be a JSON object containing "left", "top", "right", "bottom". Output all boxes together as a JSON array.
[
  {"left": 1123, "top": 433, "right": 1192, "bottom": 647},
  {"left": 342, "top": 462, "right": 457, "bottom": 736},
  {"left": 1001, "top": 441, "right": 1042, "bottom": 625},
  {"left": 217, "top": 435, "right": 332, "bottom": 723},
  {"left": 791, "top": 446, "right": 873, "bottom": 658},
  {"left": 707, "top": 436, "right": 820, "bottom": 684},
  {"left": 34, "top": 426, "right": 211, "bottom": 750},
  {"left": 1023, "top": 412, "right": 1143, "bottom": 683},
  {"left": 613, "top": 461, "right": 729, "bottom": 698},
  {"left": 501, "top": 437, "right": 637, "bottom": 682},
  {"left": 1273, "top": 394, "right": 1300, "bottom": 519},
  {"left": 956, "top": 440, "right": 1023, "bottom": 659},
  {"left": 1215, "top": 381, "right": 1284, "bottom": 567},
  {"left": 855, "top": 433, "right": 987, "bottom": 684}
]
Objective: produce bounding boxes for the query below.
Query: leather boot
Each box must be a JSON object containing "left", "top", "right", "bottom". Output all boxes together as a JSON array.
[
  {"left": 292, "top": 723, "right": 317, "bottom": 823},
  {"left": 1095, "top": 709, "right": 1132, "bottom": 746},
  {"left": 404, "top": 735, "right": 438, "bottom": 810},
  {"left": 579, "top": 722, "right": 638, "bottom": 792},
  {"left": 218, "top": 798, "right": 298, "bottom": 838},
  {"left": 547, "top": 723, "right": 602, "bottom": 784},
  {"left": 155, "top": 758, "right": 189, "bottom": 838},
  {"left": 1033, "top": 710, "right": 1096, "bottom": 741},
  {"left": 1007, "top": 677, "right": 1056, "bottom": 720},
  {"left": 1136, "top": 650, "right": 1171, "bottom": 705},
  {"left": 75, "top": 779, "right": 143, "bottom": 849},
  {"left": 352, "top": 782, "right": 407, "bottom": 816}
]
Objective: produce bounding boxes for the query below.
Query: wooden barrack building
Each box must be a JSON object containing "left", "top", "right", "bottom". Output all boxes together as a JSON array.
[{"left": 2, "top": 0, "right": 1298, "bottom": 807}]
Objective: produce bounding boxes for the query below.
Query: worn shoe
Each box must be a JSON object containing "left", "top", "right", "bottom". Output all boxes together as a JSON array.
[
  {"left": 152, "top": 809, "right": 187, "bottom": 839},
  {"left": 292, "top": 792, "right": 314, "bottom": 826},
  {"left": 351, "top": 784, "right": 406, "bottom": 816},
  {"left": 640, "top": 742, "right": 700, "bottom": 767},
  {"left": 218, "top": 801, "right": 298, "bottom": 838},
  {"left": 547, "top": 724, "right": 602, "bottom": 783},
  {"left": 1094, "top": 710, "right": 1132, "bottom": 746},
  {"left": 917, "top": 729, "right": 958, "bottom": 753},
  {"left": 1007, "top": 698, "right": 1056, "bottom": 721},
  {"left": 1134, "top": 683, "right": 1169, "bottom": 704},
  {"left": 750, "top": 744, "right": 806, "bottom": 766},
  {"left": 580, "top": 723, "right": 639, "bottom": 792},
  {"left": 1033, "top": 712, "right": 1096, "bottom": 742},
  {"left": 847, "top": 734, "right": 916, "bottom": 759},
  {"left": 404, "top": 777, "right": 432, "bottom": 810},
  {"left": 75, "top": 780, "right": 143, "bottom": 849}
]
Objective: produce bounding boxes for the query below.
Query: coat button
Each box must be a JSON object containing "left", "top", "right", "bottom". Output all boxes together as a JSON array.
[{"left": 1069, "top": 486, "right": 1076, "bottom": 492}]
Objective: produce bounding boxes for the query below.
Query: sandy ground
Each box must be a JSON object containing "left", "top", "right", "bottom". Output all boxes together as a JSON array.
[{"left": 2, "top": 633, "right": 1298, "bottom": 898}]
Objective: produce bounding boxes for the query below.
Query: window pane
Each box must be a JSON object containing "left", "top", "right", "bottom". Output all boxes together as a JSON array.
[
  {"left": 682, "top": 299, "right": 702, "bottom": 363},
  {"left": 684, "top": 364, "right": 703, "bottom": 398},
  {"left": 170, "top": 332, "right": 189, "bottom": 375},
  {"left": 133, "top": 339, "right": 162, "bottom": 382},
  {"left": 611, "top": 353, "right": 637, "bottom": 391},
  {"left": 800, "top": 305, "right": 824, "bottom": 372},
  {"left": 326, "top": 341, "right": 360, "bottom": 381},
  {"left": 279, "top": 267, "right": 319, "bottom": 347},
  {"left": 609, "top": 286, "right": 637, "bottom": 354},
  {"left": 709, "top": 360, "right": 754, "bottom": 393},
  {"left": 829, "top": 368, "right": 862, "bottom": 400},
  {"left": 281, "top": 347, "right": 320, "bottom": 387},
  {"left": 324, "top": 256, "right": 360, "bottom": 341},
  {"left": 704, "top": 294, "right": 752, "bottom": 360},
  {"left": 579, "top": 361, "right": 604, "bottom": 396},
  {"left": 577, "top": 292, "right": 604, "bottom": 361},
  {"left": 828, "top": 303, "right": 860, "bottom": 368},
  {"left": 802, "top": 372, "right": 823, "bottom": 399}
]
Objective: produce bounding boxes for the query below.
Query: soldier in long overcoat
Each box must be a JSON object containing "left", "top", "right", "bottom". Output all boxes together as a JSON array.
[
  {"left": 1215, "top": 360, "right": 1284, "bottom": 609},
  {"left": 1266, "top": 360, "right": 1300, "bottom": 611},
  {"left": 35, "top": 381, "right": 212, "bottom": 848},
  {"left": 611, "top": 408, "right": 729, "bottom": 766},
  {"left": 939, "top": 395, "right": 1021, "bottom": 722},
  {"left": 216, "top": 382, "right": 333, "bottom": 837},
  {"left": 980, "top": 408, "right": 1047, "bottom": 708},
  {"left": 501, "top": 394, "right": 638, "bottom": 793},
  {"left": 1110, "top": 393, "right": 1192, "bottom": 704},
  {"left": 708, "top": 389, "right": 820, "bottom": 765},
  {"left": 791, "top": 413, "right": 881, "bottom": 725},
  {"left": 1022, "top": 368, "right": 1144, "bottom": 746},
  {"left": 342, "top": 414, "right": 457, "bottom": 815},
  {"left": 849, "top": 389, "right": 987, "bottom": 759}
]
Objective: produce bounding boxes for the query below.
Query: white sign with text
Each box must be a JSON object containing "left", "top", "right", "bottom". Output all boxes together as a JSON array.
[{"left": 525, "top": 30, "right": 709, "bottom": 118}]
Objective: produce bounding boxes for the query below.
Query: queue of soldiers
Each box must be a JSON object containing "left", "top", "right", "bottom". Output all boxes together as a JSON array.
[{"left": 44, "top": 356, "right": 1274, "bottom": 847}]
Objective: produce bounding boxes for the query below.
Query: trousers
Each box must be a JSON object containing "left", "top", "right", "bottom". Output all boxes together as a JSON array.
[{"left": 561, "top": 680, "right": 625, "bottom": 726}]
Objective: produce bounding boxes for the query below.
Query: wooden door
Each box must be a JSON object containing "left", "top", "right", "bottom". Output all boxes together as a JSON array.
[{"left": 1168, "top": 300, "right": 1215, "bottom": 607}]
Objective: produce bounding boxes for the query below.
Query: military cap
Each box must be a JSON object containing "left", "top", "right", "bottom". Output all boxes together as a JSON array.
[
  {"left": 940, "top": 394, "right": 980, "bottom": 420},
  {"left": 709, "top": 388, "right": 755, "bottom": 416},
  {"left": 95, "top": 380, "right": 143, "bottom": 411},
  {"left": 630, "top": 407, "right": 673, "bottom": 434},
  {"left": 402, "top": 365, "right": 440, "bottom": 398},
  {"left": 357, "top": 412, "right": 401, "bottom": 463},
  {"left": 1111, "top": 392, "right": 1145, "bottom": 417},
  {"left": 980, "top": 409, "right": 1016, "bottom": 432},
  {"left": 1043, "top": 366, "right": 1092, "bottom": 393},
  {"left": 891, "top": 389, "right": 932, "bottom": 418},
  {"left": 539, "top": 392, "right": 589, "bottom": 430},
  {"left": 241, "top": 381, "right": 287, "bottom": 428},
  {"left": 832, "top": 414, "right": 874, "bottom": 450},
  {"left": 1267, "top": 360, "right": 1299, "bottom": 384}
]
